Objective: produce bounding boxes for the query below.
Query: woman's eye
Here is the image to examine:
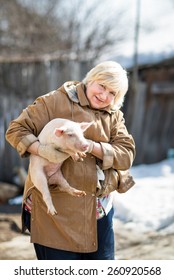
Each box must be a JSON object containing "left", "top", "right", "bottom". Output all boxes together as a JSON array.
[
  {"left": 110, "top": 91, "right": 115, "bottom": 96},
  {"left": 99, "top": 84, "right": 106, "bottom": 89}
]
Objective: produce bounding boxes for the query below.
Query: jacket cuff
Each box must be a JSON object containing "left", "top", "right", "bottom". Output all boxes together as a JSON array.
[
  {"left": 17, "top": 134, "right": 38, "bottom": 157},
  {"left": 100, "top": 142, "right": 114, "bottom": 170}
]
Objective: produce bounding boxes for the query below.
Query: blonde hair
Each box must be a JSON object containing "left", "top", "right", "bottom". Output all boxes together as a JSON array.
[{"left": 82, "top": 61, "right": 128, "bottom": 109}]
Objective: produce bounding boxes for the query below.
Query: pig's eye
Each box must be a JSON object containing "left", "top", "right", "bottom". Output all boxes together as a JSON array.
[{"left": 68, "top": 133, "right": 73, "bottom": 137}]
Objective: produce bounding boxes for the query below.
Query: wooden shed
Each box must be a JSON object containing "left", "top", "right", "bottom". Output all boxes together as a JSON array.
[{"left": 124, "top": 57, "right": 174, "bottom": 165}]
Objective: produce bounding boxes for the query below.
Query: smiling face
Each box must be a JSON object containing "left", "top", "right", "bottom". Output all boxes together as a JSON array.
[{"left": 86, "top": 81, "right": 115, "bottom": 109}]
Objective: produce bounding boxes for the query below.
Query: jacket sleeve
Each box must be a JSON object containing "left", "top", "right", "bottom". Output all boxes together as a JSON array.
[
  {"left": 5, "top": 96, "right": 51, "bottom": 157},
  {"left": 100, "top": 110, "right": 136, "bottom": 170}
]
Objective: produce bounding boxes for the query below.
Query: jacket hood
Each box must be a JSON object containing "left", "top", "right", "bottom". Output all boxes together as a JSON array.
[{"left": 63, "top": 81, "right": 80, "bottom": 103}]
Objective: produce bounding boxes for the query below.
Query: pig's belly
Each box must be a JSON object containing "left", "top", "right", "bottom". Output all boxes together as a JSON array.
[{"left": 44, "top": 163, "right": 62, "bottom": 177}]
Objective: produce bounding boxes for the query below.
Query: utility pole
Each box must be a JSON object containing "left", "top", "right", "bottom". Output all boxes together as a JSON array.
[
  {"left": 132, "top": 0, "right": 141, "bottom": 97},
  {"left": 130, "top": 0, "right": 141, "bottom": 135}
]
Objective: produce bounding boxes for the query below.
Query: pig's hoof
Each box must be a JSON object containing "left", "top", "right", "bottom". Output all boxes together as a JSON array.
[
  {"left": 72, "top": 190, "right": 86, "bottom": 197},
  {"left": 77, "top": 157, "right": 84, "bottom": 162},
  {"left": 71, "top": 154, "right": 80, "bottom": 161},
  {"left": 47, "top": 207, "right": 57, "bottom": 215}
]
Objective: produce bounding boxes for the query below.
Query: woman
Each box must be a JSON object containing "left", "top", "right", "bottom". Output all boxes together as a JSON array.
[{"left": 6, "top": 61, "right": 135, "bottom": 260}]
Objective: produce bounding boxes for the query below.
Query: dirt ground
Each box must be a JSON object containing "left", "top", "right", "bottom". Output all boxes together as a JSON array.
[{"left": 0, "top": 204, "right": 174, "bottom": 260}]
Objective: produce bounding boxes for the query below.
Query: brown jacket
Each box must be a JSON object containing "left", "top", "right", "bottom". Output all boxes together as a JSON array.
[{"left": 5, "top": 82, "right": 135, "bottom": 252}]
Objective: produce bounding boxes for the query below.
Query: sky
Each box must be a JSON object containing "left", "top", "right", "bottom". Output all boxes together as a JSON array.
[
  {"left": 104, "top": 0, "right": 174, "bottom": 66},
  {"left": 134, "top": 0, "right": 174, "bottom": 54}
]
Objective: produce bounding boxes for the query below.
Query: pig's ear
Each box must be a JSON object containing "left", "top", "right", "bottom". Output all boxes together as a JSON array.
[
  {"left": 80, "top": 121, "right": 94, "bottom": 132},
  {"left": 54, "top": 127, "right": 67, "bottom": 137}
]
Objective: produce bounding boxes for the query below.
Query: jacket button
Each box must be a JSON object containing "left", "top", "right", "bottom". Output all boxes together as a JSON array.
[
  {"left": 92, "top": 193, "right": 95, "bottom": 197},
  {"left": 93, "top": 242, "right": 96, "bottom": 246}
]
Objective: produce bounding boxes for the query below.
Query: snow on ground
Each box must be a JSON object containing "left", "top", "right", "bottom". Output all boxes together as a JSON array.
[{"left": 113, "top": 158, "right": 174, "bottom": 233}]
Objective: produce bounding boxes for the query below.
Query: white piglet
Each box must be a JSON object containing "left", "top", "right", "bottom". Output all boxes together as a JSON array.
[{"left": 29, "top": 118, "right": 93, "bottom": 215}]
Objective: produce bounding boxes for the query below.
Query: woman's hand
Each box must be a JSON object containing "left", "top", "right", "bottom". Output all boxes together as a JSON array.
[
  {"left": 86, "top": 140, "right": 94, "bottom": 153},
  {"left": 86, "top": 140, "right": 103, "bottom": 160}
]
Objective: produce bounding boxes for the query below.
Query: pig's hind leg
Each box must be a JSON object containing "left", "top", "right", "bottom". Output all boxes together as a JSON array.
[
  {"left": 49, "top": 169, "right": 86, "bottom": 197},
  {"left": 30, "top": 160, "right": 57, "bottom": 215}
]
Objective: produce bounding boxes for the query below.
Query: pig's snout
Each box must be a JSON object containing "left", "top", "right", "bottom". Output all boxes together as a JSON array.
[{"left": 81, "top": 143, "right": 89, "bottom": 151}]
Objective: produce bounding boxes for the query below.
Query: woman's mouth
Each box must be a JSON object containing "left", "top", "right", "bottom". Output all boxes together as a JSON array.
[{"left": 94, "top": 95, "right": 104, "bottom": 103}]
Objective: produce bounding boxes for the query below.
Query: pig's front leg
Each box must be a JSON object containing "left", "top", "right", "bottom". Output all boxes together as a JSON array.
[
  {"left": 48, "top": 169, "right": 86, "bottom": 197},
  {"left": 65, "top": 150, "right": 86, "bottom": 161}
]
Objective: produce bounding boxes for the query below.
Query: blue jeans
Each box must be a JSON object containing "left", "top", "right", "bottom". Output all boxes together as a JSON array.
[{"left": 24, "top": 207, "right": 115, "bottom": 260}]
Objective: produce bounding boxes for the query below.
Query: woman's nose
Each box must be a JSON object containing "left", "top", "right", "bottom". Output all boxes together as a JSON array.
[{"left": 99, "top": 89, "right": 109, "bottom": 100}]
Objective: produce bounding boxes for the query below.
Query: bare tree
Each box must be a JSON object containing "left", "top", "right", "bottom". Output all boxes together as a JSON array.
[
  {"left": 55, "top": 0, "right": 128, "bottom": 59},
  {"left": 0, "top": 0, "right": 129, "bottom": 60},
  {"left": 0, "top": 0, "right": 63, "bottom": 56}
]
